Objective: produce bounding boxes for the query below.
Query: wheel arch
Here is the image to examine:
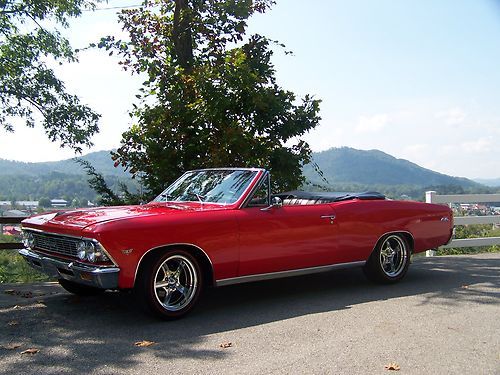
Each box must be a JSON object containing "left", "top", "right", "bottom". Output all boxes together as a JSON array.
[
  {"left": 134, "top": 243, "right": 215, "bottom": 288},
  {"left": 371, "top": 230, "right": 415, "bottom": 257}
]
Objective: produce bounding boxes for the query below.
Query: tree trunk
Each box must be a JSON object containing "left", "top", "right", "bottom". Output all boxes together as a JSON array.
[{"left": 173, "top": 0, "right": 194, "bottom": 73}]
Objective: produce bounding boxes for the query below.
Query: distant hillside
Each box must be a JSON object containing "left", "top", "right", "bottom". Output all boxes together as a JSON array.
[
  {"left": 0, "top": 150, "right": 127, "bottom": 177},
  {"left": 0, "top": 173, "right": 137, "bottom": 202},
  {"left": 0, "top": 151, "right": 134, "bottom": 201},
  {"left": 474, "top": 178, "right": 500, "bottom": 187},
  {"left": 1, "top": 147, "right": 493, "bottom": 201},
  {"left": 303, "top": 147, "right": 481, "bottom": 189}
]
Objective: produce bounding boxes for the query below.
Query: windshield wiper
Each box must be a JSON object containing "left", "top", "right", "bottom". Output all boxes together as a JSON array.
[{"left": 188, "top": 192, "right": 206, "bottom": 204}]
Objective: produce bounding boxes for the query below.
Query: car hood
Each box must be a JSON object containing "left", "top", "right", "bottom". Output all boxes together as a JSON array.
[{"left": 22, "top": 203, "right": 218, "bottom": 233}]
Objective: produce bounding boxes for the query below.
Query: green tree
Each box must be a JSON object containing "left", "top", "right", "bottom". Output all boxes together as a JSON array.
[
  {"left": 0, "top": 0, "right": 101, "bottom": 152},
  {"left": 77, "top": 159, "right": 132, "bottom": 205},
  {"left": 38, "top": 197, "right": 51, "bottom": 207},
  {"left": 71, "top": 197, "right": 81, "bottom": 207},
  {"left": 100, "top": 0, "right": 321, "bottom": 196}
]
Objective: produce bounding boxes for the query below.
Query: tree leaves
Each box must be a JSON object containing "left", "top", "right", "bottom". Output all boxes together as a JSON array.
[
  {"left": 75, "top": 159, "right": 125, "bottom": 205},
  {"left": 0, "top": 343, "right": 22, "bottom": 350},
  {"left": 384, "top": 363, "right": 400, "bottom": 371},
  {"left": 0, "top": 0, "right": 101, "bottom": 152},
  {"left": 94, "top": 0, "right": 321, "bottom": 197},
  {"left": 21, "top": 348, "right": 40, "bottom": 355},
  {"left": 134, "top": 340, "right": 156, "bottom": 347}
]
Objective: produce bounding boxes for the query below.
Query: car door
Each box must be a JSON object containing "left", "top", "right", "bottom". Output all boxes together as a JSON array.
[{"left": 235, "top": 201, "right": 341, "bottom": 277}]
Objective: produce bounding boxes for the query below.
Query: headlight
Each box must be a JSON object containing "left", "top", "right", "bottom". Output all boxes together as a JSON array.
[
  {"left": 22, "top": 231, "right": 35, "bottom": 249},
  {"left": 77, "top": 241, "right": 87, "bottom": 260},
  {"left": 76, "top": 240, "right": 110, "bottom": 263}
]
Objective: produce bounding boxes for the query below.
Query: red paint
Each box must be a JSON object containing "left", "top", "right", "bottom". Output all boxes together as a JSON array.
[{"left": 22, "top": 169, "right": 453, "bottom": 289}]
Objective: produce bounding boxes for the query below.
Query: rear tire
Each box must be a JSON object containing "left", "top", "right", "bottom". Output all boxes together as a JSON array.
[
  {"left": 58, "top": 279, "right": 105, "bottom": 296},
  {"left": 135, "top": 249, "right": 203, "bottom": 320},
  {"left": 363, "top": 234, "right": 411, "bottom": 283}
]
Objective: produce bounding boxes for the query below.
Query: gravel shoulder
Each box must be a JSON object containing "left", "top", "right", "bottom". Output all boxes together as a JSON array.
[{"left": 0, "top": 253, "right": 499, "bottom": 374}]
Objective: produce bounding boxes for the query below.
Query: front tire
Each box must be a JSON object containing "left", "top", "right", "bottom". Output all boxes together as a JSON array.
[
  {"left": 136, "top": 250, "right": 203, "bottom": 320},
  {"left": 363, "top": 234, "right": 411, "bottom": 283}
]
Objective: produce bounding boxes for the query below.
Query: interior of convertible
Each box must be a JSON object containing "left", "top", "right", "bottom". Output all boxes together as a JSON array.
[
  {"left": 246, "top": 173, "right": 386, "bottom": 207},
  {"left": 275, "top": 191, "right": 386, "bottom": 206},
  {"left": 249, "top": 189, "right": 386, "bottom": 207}
]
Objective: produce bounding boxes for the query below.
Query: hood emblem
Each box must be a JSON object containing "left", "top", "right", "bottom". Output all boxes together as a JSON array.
[{"left": 121, "top": 249, "right": 134, "bottom": 255}]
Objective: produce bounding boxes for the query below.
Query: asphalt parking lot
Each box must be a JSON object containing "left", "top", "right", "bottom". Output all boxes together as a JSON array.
[{"left": 0, "top": 253, "right": 499, "bottom": 374}]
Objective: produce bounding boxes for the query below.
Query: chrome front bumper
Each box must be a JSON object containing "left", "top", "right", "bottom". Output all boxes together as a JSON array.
[{"left": 19, "top": 249, "right": 120, "bottom": 289}]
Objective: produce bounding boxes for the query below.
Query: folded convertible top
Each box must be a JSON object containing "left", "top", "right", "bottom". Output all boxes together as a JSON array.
[{"left": 276, "top": 190, "right": 386, "bottom": 204}]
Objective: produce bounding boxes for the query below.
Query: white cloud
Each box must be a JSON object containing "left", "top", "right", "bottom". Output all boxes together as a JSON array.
[
  {"left": 355, "top": 114, "right": 389, "bottom": 133},
  {"left": 304, "top": 124, "right": 345, "bottom": 151},
  {"left": 461, "top": 138, "right": 492, "bottom": 153},
  {"left": 403, "top": 144, "right": 429, "bottom": 157},
  {"left": 435, "top": 107, "right": 466, "bottom": 125},
  {"left": 437, "top": 145, "right": 456, "bottom": 156}
]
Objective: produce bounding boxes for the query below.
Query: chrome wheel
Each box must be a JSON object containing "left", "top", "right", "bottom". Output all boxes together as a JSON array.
[
  {"left": 379, "top": 235, "right": 408, "bottom": 277},
  {"left": 153, "top": 255, "right": 198, "bottom": 312},
  {"left": 363, "top": 233, "right": 411, "bottom": 283}
]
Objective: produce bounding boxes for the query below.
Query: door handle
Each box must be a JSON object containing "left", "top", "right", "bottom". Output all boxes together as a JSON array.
[{"left": 320, "top": 215, "right": 336, "bottom": 224}]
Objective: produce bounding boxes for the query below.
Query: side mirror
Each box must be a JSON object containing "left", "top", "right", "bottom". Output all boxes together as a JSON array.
[
  {"left": 272, "top": 196, "right": 283, "bottom": 208},
  {"left": 261, "top": 196, "right": 283, "bottom": 211}
]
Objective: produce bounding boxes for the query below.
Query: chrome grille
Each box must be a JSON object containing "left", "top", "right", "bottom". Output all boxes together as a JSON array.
[{"left": 32, "top": 232, "right": 79, "bottom": 258}]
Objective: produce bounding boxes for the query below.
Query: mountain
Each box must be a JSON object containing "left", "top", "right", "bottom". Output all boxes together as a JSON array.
[
  {"left": 1, "top": 147, "right": 483, "bottom": 188},
  {"left": 474, "top": 178, "right": 500, "bottom": 187},
  {"left": 303, "top": 147, "right": 481, "bottom": 189},
  {"left": 0, "top": 151, "right": 133, "bottom": 202},
  {"left": 0, "top": 150, "right": 127, "bottom": 177},
  {"left": 0, "top": 147, "right": 491, "bottom": 201}
]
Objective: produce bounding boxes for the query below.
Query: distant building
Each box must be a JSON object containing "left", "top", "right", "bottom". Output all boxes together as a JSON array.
[
  {"left": 51, "top": 199, "right": 68, "bottom": 208},
  {"left": 0, "top": 201, "right": 38, "bottom": 210},
  {"left": 17, "top": 201, "right": 39, "bottom": 209}
]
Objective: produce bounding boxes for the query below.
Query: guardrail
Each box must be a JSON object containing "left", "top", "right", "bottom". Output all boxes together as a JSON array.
[
  {"left": 0, "top": 216, "right": 24, "bottom": 250},
  {"left": 425, "top": 191, "right": 500, "bottom": 256}
]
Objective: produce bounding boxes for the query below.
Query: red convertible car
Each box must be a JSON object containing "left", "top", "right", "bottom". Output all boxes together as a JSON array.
[{"left": 20, "top": 168, "right": 453, "bottom": 319}]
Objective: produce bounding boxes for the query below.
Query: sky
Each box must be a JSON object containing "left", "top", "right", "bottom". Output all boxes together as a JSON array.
[{"left": 1, "top": 0, "right": 499, "bottom": 179}]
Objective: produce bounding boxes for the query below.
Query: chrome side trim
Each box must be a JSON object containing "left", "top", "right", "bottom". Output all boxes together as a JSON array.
[
  {"left": 215, "top": 260, "right": 366, "bottom": 287},
  {"left": 133, "top": 242, "right": 215, "bottom": 286}
]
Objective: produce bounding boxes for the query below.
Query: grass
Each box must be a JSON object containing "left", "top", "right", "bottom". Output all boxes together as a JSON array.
[
  {"left": 437, "top": 245, "right": 500, "bottom": 256},
  {"left": 0, "top": 234, "right": 50, "bottom": 283},
  {"left": 0, "top": 250, "right": 50, "bottom": 283},
  {"left": 436, "top": 224, "right": 500, "bottom": 256}
]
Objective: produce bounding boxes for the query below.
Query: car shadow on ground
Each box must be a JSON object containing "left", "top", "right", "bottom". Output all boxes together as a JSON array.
[{"left": 0, "top": 254, "right": 499, "bottom": 374}]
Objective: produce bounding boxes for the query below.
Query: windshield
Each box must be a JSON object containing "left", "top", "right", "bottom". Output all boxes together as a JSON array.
[{"left": 153, "top": 169, "right": 259, "bottom": 205}]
